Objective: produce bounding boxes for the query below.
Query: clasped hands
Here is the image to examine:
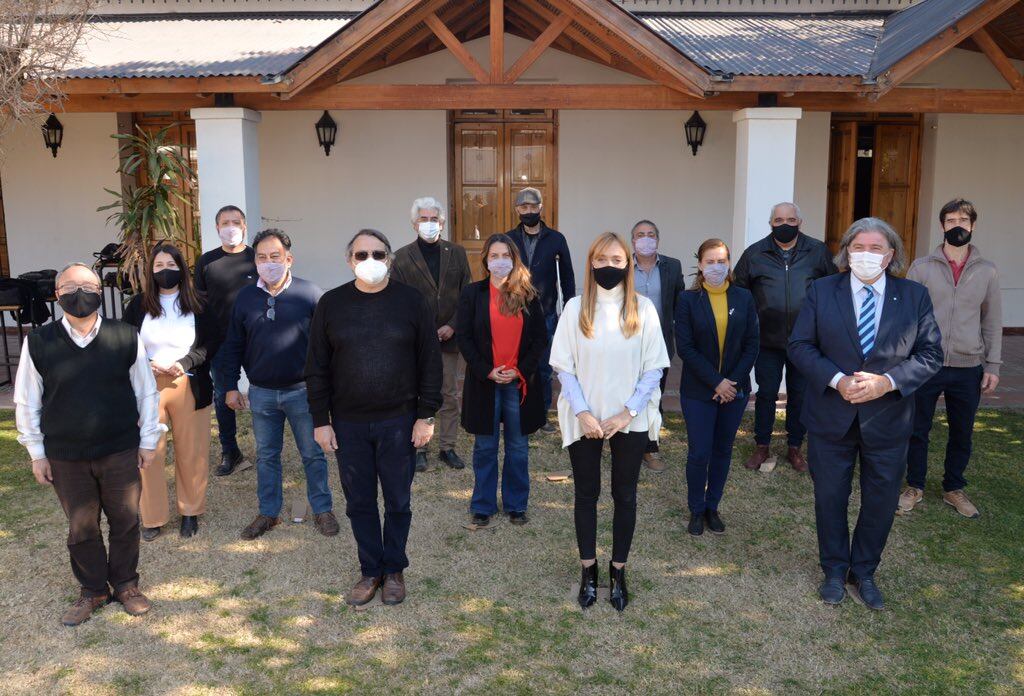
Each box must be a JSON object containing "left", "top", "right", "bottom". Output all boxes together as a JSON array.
[
  {"left": 150, "top": 360, "right": 186, "bottom": 379},
  {"left": 577, "top": 409, "right": 633, "bottom": 440},
  {"left": 837, "top": 372, "right": 893, "bottom": 404},
  {"left": 488, "top": 364, "right": 517, "bottom": 384}
]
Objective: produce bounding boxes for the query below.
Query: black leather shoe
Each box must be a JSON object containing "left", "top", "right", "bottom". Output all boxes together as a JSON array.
[
  {"left": 215, "top": 451, "right": 245, "bottom": 477},
  {"left": 847, "top": 574, "right": 885, "bottom": 611},
  {"left": 440, "top": 449, "right": 466, "bottom": 470},
  {"left": 471, "top": 513, "right": 490, "bottom": 527},
  {"left": 577, "top": 563, "right": 598, "bottom": 609},
  {"left": 608, "top": 562, "right": 629, "bottom": 611},
  {"left": 415, "top": 452, "right": 428, "bottom": 473},
  {"left": 142, "top": 526, "right": 162, "bottom": 542},
  {"left": 688, "top": 513, "right": 704, "bottom": 536},
  {"left": 508, "top": 511, "right": 528, "bottom": 526},
  {"left": 179, "top": 515, "right": 198, "bottom": 538},
  {"left": 819, "top": 577, "right": 847, "bottom": 606},
  {"left": 704, "top": 510, "right": 726, "bottom": 535},
  {"left": 540, "top": 421, "right": 557, "bottom": 434}
]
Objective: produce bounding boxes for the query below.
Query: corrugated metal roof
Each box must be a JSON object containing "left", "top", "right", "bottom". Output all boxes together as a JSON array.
[
  {"left": 869, "top": 0, "right": 988, "bottom": 78},
  {"left": 63, "top": 15, "right": 353, "bottom": 78},
  {"left": 640, "top": 14, "right": 884, "bottom": 77}
]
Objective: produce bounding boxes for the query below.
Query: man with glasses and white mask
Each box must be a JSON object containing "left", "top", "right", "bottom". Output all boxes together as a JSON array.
[
  {"left": 306, "top": 229, "right": 442, "bottom": 607},
  {"left": 15, "top": 263, "right": 165, "bottom": 625},
  {"left": 220, "top": 229, "right": 339, "bottom": 542},
  {"left": 391, "top": 196, "right": 471, "bottom": 473}
]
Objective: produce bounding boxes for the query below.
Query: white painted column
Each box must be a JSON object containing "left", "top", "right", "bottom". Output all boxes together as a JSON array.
[
  {"left": 731, "top": 108, "right": 802, "bottom": 255},
  {"left": 190, "top": 108, "right": 262, "bottom": 251}
]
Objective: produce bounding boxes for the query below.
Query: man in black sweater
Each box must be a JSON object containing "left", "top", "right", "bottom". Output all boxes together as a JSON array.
[
  {"left": 193, "top": 204, "right": 257, "bottom": 476},
  {"left": 306, "top": 229, "right": 442, "bottom": 608},
  {"left": 219, "top": 229, "right": 339, "bottom": 541}
]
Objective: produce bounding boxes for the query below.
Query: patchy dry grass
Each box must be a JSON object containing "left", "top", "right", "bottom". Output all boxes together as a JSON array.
[{"left": 0, "top": 408, "right": 1021, "bottom": 695}]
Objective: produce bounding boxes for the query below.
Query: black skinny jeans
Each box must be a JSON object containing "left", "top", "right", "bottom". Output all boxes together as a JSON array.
[{"left": 568, "top": 431, "right": 648, "bottom": 564}]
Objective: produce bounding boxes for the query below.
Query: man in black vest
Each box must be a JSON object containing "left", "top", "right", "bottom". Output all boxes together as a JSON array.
[{"left": 14, "top": 263, "right": 165, "bottom": 626}]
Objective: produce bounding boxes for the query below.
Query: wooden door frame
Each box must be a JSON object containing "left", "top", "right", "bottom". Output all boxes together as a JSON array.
[{"left": 0, "top": 174, "right": 10, "bottom": 277}]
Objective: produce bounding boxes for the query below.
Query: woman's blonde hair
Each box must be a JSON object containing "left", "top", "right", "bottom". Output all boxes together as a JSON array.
[
  {"left": 480, "top": 233, "right": 537, "bottom": 315},
  {"left": 579, "top": 232, "right": 640, "bottom": 339}
]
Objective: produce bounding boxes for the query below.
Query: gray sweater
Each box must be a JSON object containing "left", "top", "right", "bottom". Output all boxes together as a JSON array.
[{"left": 906, "top": 244, "right": 1002, "bottom": 375}]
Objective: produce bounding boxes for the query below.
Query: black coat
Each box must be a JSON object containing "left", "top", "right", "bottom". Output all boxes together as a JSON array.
[
  {"left": 456, "top": 280, "right": 548, "bottom": 436},
  {"left": 674, "top": 285, "right": 760, "bottom": 402},
  {"left": 732, "top": 232, "right": 837, "bottom": 350},
  {"left": 506, "top": 222, "right": 576, "bottom": 317},
  {"left": 123, "top": 294, "right": 220, "bottom": 410}
]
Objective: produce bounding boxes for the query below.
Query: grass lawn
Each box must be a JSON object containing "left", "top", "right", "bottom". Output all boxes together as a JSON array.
[{"left": 0, "top": 407, "right": 1021, "bottom": 695}]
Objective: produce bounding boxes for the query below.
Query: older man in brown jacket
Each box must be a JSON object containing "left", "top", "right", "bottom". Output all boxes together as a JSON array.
[
  {"left": 900, "top": 198, "right": 1002, "bottom": 519},
  {"left": 392, "top": 196, "right": 472, "bottom": 472}
]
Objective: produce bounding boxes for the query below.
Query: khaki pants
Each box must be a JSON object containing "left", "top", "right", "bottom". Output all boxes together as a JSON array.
[
  {"left": 426, "top": 351, "right": 461, "bottom": 452},
  {"left": 140, "top": 375, "right": 212, "bottom": 528}
]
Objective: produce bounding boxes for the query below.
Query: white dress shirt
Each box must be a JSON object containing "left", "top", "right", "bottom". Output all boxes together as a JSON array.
[
  {"left": 14, "top": 315, "right": 166, "bottom": 461},
  {"left": 829, "top": 273, "right": 897, "bottom": 391}
]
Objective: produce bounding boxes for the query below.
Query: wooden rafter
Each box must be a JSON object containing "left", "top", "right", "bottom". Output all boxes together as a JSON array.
[
  {"left": 972, "top": 26, "right": 1024, "bottom": 90},
  {"left": 424, "top": 4, "right": 490, "bottom": 53},
  {"left": 59, "top": 76, "right": 277, "bottom": 94},
  {"left": 334, "top": 0, "right": 450, "bottom": 82},
  {"left": 490, "top": 0, "right": 504, "bottom": 82},
  {"left": 386, "top": 1, "right": 477, "bottom": 65},
  {"left": 713, "top": 75, "right": 872, "bottom": 93},
  {"left": 514, "top": 0, "right": 612, "bottom": 64},
  {"left": 504, "top": 3, "right": 591, "bottom": 59},
  {"left": 424, "top": 11, "right": 490, "bottom": 83},
  {"left": 504, "top": 12, "right": 572, "bottom": 82}
]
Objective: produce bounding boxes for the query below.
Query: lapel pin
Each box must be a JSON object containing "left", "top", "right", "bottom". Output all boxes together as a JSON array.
[{"left": 729, "top": 308, "right": 735, "bottom": 315}]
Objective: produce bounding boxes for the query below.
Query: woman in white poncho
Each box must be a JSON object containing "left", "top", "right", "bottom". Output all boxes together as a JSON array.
[{"left": 549, "top": 232, "right": 670, "bottom": 612}]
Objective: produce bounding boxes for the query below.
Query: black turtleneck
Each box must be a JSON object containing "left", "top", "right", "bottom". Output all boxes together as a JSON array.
[{"left": 417, "top": 237, "right": 441, "bottom": 285}]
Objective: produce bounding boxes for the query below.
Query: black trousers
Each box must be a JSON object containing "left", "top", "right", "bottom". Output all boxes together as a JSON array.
[
  {"left": 808, "top": 419, "right": 906, "bottom": 580},
  {"left": 754, "top": 347, "right": 807, "bottom": 448},
  {"left": 49, "top": 448, "right": 142, "bottom": 597},
  {"left": 907, "top": 366, "right": 983, "bottom": 492},
  {"left": 645, "top": 370, "right": 668, "bottom": 454},
  {"left": 569, "top": 431, "right": 648, "bottom": 564}
]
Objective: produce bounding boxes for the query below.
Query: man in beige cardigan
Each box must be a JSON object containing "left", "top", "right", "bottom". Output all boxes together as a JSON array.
[{"left": 899, "top": 199, "right": 1002, "bottom": 519}]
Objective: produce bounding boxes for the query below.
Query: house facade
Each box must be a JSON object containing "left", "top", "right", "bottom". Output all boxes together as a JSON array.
[{"left": 2, "top": 0, "right": 1022, "bottom": 326}]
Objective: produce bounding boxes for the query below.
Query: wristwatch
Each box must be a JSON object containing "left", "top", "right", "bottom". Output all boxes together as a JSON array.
[
  {"left": 628, "top": 408, "right": 638, "bottom": 419},
  {"left": 423, "top": 417, "right": 436, "bottom": 425}
]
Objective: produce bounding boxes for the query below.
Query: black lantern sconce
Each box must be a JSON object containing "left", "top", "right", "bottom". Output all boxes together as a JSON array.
[
  {"left": 684, "top": 110, "right": 706, "bottom": 156},
  {"left": 42, "top": 113, "right": 64, "bottom": 158},
  {"left": 315, "top": 110, "right": 338, "bottom": 156}
]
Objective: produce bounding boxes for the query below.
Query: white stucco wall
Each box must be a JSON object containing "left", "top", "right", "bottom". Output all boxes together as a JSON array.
[{"left": 1, "top": 113, "right": 121, "bottom": 276}]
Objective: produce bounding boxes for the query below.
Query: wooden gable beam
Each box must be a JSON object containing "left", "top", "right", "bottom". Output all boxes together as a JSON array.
[
  {"left": 874, "top": 0, "right": 1022, "bottom": 97},
  {"left": 504, "top": 3, "right": 587, "bottom": 58},
  {"left": 517, "top": 0, "right": 612, "bottom": 64},
  {"left": 504, "top": 13, "right": 573, "bottom": 82},
  {"left": 972, "top": 26, "right": 1024, "bottom": 90},
  {"left": 424, "top": 4, "right": 490, "bottom": 53},
  {"left": 335, "top": 0, "right": 450, "bottom": 82},
  {"left": 424, "top": 12, "right": 490, "bottom": 83},
  {"left": 385, "top": 1, "right": 481, "bottom": 66},
  {"left": 490, "top": 0, "right": 504, "bottom": 82}
]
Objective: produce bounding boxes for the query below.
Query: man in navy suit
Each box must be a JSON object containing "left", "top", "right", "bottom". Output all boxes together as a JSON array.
[{"left": 788, "top": 217, "right": 942, "bottom": 610}]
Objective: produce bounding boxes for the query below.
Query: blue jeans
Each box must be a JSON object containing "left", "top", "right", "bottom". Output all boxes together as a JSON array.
[
  {"left": 907, "top": 365, "right": 983, "bottom": 492},
  {"left": 248, "top": 384, "right": 332, "bottom": 518},
  {"left": 539, "top": 312, "right": 558, "bottom": 412},
  {"left": 681, "top": 393, "right": 749, "bottom": 514},
  {"left": 210, "top": 349, "right": 240, "bottom": 457},
  {"left": 333, "top": 413, "right": 417, "bottom": 576},
  {"left": 754, "top": 347, "right": 807, "bottom": 447},
  {"left": 471, "top": 383, "right": 530, "bottom": 515}
]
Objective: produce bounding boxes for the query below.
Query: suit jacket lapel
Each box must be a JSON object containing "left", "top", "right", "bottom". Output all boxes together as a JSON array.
[
  {"left": 835, "top": 273, "right": 861, "bottom": 356},
  {"left": 438, "top": 241, "right": 452, "bottom": 295},
  {"left": 699, "top": 291, "right": 721, "bottom": 367},
  {"left": 410, "top": 242, "right": 438, "bottom": 291},
  {"left": 872, "top": 275, "right": 900, "bottom": 355},
  {"left": 657, "top": 256, "right": 672, "bottom": 316}
]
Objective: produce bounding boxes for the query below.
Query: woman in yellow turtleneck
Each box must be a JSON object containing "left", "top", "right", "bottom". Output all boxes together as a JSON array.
[{"left": 673, "top": 239, "right": 760, "bottom": 538}]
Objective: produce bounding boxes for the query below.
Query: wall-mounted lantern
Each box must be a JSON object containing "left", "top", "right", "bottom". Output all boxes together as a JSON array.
[
  {"left": 42, "top": 113, "right": 64, "bottom": 158},
  {"left": 684, "top": 111, "right": 706, "bottom": 156},
  {"left": 315, "top": 110, "right": 337, "bottom": 157}
]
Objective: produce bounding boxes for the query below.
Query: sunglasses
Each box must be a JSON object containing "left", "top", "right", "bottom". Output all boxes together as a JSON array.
[
  {"left": 266, "top": 296, "right": 276, "bottom": 321},
  {"left": 353, "top": 250, "right": 388, "bottom": 262}
]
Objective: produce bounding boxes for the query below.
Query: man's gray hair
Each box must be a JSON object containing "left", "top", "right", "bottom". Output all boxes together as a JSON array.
[
  {"left": 410, "top": 196, "right": 446, "bottom": 224},
  {"left": 834, "top": 217, "right": 907, "bottom": 276},
  {"left": 769, "top": 202, "right": 802, "bottom": 222},
  {"left": 57, "top": 262, "right": 101, "bottom": 286},
  {"left": 346, "top": 228, "right": 394, "bottom": 260}
]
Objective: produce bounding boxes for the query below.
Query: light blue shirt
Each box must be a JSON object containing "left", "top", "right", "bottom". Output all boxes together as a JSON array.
[
  {"left": 829, "top": 273, "right": 896, "bottom": 391},
  {"left": 633, "top": 255, "right": 663, "bottom": 327}
]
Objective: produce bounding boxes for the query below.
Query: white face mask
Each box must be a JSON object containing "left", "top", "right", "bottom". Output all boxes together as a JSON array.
[
  {"left": 849, "top": 251, "right": 888, "bottom": 282},
  {"left": 634, "top": 237, "right": 658, "bottom": 257},
  {"left": 218, "top": 225, "right": 244, "bottom": 247},
  {"left": 417, "top": 221, "right": 441, "bottom": 242},
  {"left": 354, "top": 258, "right": 389, "bottom": 285}
]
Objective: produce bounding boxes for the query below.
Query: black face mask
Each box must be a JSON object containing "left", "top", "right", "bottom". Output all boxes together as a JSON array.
[
  {"left": 593, "top": 265, "right": 627, "bottom": 290},
  {"left": 771, "top": 224, "right": 800, "bottom": 245},
  {"left": 58, "top": 289, "right": 101, "bottom": 319},
  {"left": 944, "top": 226, "right": 972, "bottom": 248},
  {"left": 520, "top": 212, "right": 541, "bottom": 228},
  {"left": 153, "top": 269, "right": 182, "bottom": 290}
]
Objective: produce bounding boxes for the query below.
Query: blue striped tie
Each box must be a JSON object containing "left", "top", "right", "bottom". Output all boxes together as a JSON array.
[{"left": 858, "top": 287, "right": 877, "bottom": 355}]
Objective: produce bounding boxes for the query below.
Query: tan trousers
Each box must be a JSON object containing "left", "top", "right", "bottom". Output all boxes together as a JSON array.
[
  {"left": 140, "top": 374, "right": 212, "bottom": 528},
  {"left": 425, "top": 351, "right": 461, "bottom": 452}
]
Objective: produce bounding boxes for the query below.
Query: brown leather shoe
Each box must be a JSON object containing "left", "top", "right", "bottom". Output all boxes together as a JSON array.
[
  {"left": 381, "top": 572, "right": 407, "bottom": 605},
  {"left": 643, "top": 452, "right": 667, "bottom": 472},
  {"left": 346, "top": 575, "right": 383, "bottom": 606},
  {"left": 314, "top": 511, "right": 340, "bottom": 537},
  {"left": 240, "top": 514, "right": 280, "bottom": 540},
  {"left": 943, "top": 489, "right": 980, "bottom": 519},
  {"left": 897, "top": 486, "right": 924, "bottom": 515},
  {"left": 745, "top": 444, "right": 770, "bottom": 470},
  {"left": 114, "top": 586, "right": 152, "bottom": 616},
  {"left": 61, "top": 592, "right": 109, "bottom": 627},
  {"left": 787, "top": 446, "right": 808, "bottom": 473}
]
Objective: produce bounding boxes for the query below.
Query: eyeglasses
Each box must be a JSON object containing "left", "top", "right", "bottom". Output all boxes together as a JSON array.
[
  {"left": 266, "top": 296, "right": 276, "bottom": 321},
  {"left": 57, "top": 283, "right": 101, "bottom": 295},
  {"left": 353, "top": 250, "right": 388, "bottom": 262}
]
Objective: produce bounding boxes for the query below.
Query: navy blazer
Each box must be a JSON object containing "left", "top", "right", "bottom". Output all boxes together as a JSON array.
[
  {"left": 674, "top": 284, "right": 760, "bottom": 401},
  {"left": 506, "top": 222, "right": 576, "bottom": 316},
  {"left": 787, "top": 272, "right": 943, "bottom": 448}
]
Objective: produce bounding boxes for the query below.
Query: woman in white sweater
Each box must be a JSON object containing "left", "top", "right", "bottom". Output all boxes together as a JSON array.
[{"left": 550, "top": 232, "right": 670, "bottom": 611}]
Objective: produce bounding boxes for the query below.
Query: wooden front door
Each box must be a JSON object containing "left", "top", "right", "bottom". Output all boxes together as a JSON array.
[
  {"left": 825, "top": 116, "right": 922, "bottom": 262},
  {"left": 451, "top": 113, "right": 557, "bottom": 280}
]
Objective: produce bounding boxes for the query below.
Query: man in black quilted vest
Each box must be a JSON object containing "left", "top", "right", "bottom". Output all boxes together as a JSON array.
[{"left": 14, "top": 263, "right": 166, "bottom": 626}]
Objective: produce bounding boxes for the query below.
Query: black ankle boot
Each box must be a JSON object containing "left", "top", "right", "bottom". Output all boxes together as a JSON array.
[
  {"left": 577, "top": 564, "right": 598, "bottom": 609},
  {"left": 609, "top": 561, "right": 629, "bottom": 612}
]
